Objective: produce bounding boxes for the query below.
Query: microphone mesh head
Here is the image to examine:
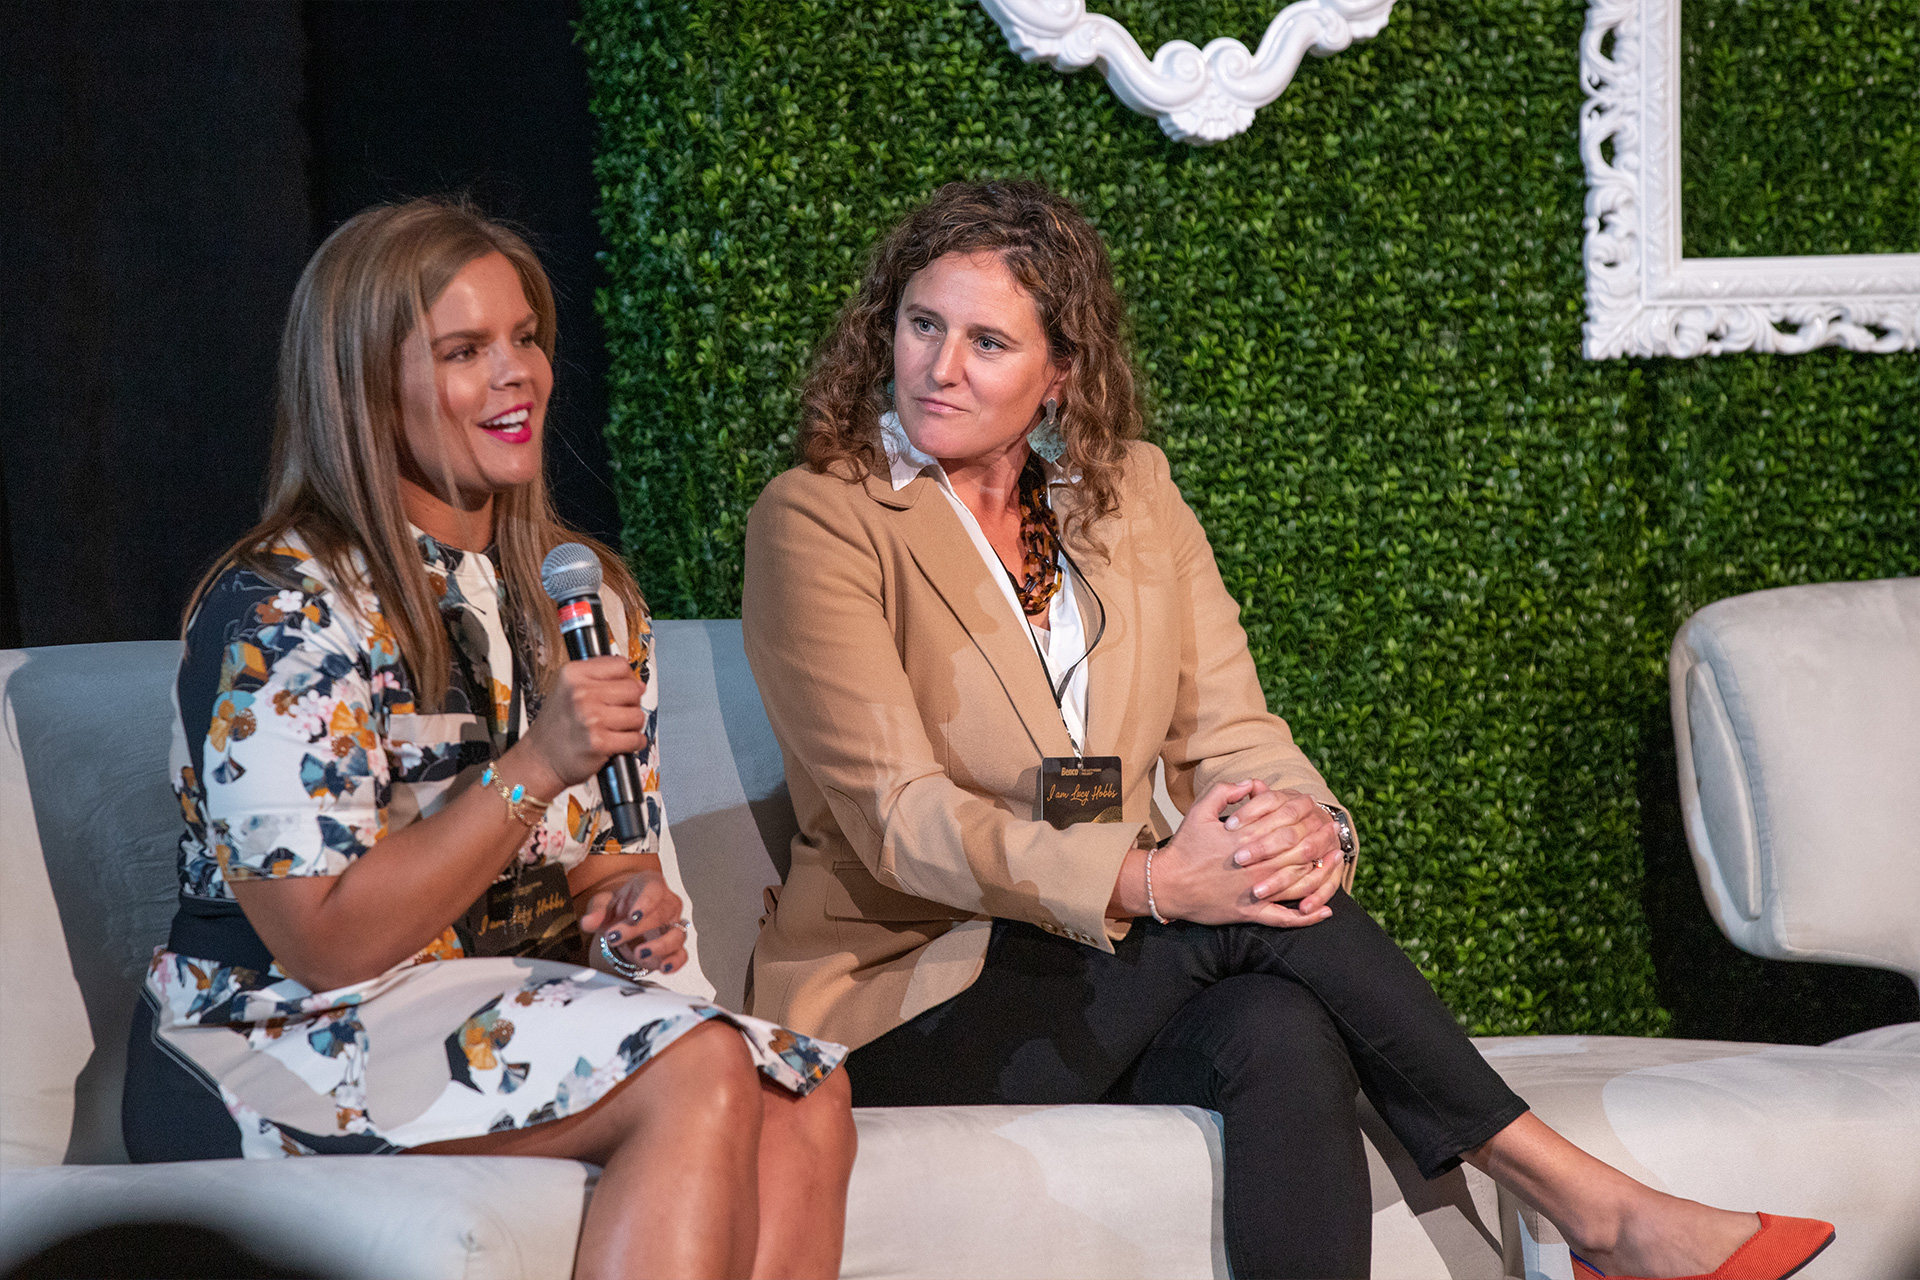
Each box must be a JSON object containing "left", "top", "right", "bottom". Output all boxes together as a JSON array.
[{"left": 541, "top": 543, "right": 604, "bottom": 603}]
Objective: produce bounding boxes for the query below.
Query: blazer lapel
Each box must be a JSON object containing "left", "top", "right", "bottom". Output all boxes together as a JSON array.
[{"left": 875, "top": 474, "right": 1076, "bottom": 759}]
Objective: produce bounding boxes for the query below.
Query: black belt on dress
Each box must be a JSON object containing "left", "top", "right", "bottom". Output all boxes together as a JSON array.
[{"left": 167, "top": 893, "right": 276, "bottom": 972}]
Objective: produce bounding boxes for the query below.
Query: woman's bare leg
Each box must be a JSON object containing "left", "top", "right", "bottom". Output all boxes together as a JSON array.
[
  {"left": 1466, "top": 1112, "right": 1760, "bottom": 1278},
  {"left": 749, "top": 1067, "right": 857, "bottom": 1280},
  {"left": 410, "top": 1020, "right": 764, "bottom": 1280}
]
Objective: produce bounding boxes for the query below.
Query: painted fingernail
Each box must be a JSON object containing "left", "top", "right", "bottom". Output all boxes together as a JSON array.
[
  {"left": 639, "top": 948, "right": 651, "bottom": 958},
  {"left": 663, "top": 963, "right": 675, "bottom": 973},
  {"left": 627, "top": 910, "right": 643, "bottom": 923},
  {"left": 605, "top": 930, "right": 622, "bottom": 943}
]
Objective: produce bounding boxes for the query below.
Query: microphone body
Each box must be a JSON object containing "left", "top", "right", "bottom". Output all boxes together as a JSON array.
[{"left": 543, "top": 546, "right": 648, "bottom": 844}]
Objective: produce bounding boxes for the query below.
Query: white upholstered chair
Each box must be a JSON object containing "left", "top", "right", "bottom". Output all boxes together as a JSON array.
[{"left": 1671, "top": 578, "right": 1920, "bottom": 1010}]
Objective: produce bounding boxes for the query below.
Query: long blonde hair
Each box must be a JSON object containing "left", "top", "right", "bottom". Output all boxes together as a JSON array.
[{"left": 187, "top": 196, "right": 638, "bottom": 707}]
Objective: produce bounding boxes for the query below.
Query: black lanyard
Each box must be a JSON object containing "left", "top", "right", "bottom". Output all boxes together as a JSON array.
[{"left": 1008, "top": 541, "right": 1106, "bottom": 759}]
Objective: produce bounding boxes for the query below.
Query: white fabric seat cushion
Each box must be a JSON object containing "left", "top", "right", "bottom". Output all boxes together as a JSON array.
[
  {"left": 842, "top": 1104, "right": 1226, "bottom": 1279},
  {"left": 0, "top": 1155, "right": 591, "bottom": 1280},
  {"left": 1478, "top": 1035, "right": 1920, "bottom": 1279},
  {"left": 0, "top": 1108, "right": 1227, "bottom": 1280}
]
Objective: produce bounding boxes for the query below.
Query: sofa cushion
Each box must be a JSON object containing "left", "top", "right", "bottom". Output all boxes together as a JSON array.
[
  {"left": 0, "top": 1155, "right": 588, "bottom": 1280},
  {"left": 652, "top": 619, "right": 797, "bottom": 1011},
  {"left": 1478, "top": 1035, "right": 1920, "bottom": 1280},
  {"left": 0, "top": 651, "right": 95, "bottom": 1170},
  {"left": 0, "top": 1109, "right": 1226, "bottom": 1280},
  {"left": 842, "top": 1104, "right": 1226, "bottom": 1279},
  {"left": 1825, "top": 1021, "right": 1920, "bottom": 1053},
  {"left": 1, "top": 643, "right": 183, "bottom": 1166}
]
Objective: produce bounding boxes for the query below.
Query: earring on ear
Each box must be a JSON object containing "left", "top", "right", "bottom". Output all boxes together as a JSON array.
[{"left": 1027, "top": 397, "right": 1067, "bottom": 463}]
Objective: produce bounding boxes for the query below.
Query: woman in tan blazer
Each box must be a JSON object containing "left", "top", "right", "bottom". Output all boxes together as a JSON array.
[{"left": 742, "top": 181, "right": 1829, "bottom": 1280}]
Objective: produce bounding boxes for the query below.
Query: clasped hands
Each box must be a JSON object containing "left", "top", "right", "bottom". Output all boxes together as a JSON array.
[{"left": 1139, "top": 780, "right": 1345, "bottom": 929}]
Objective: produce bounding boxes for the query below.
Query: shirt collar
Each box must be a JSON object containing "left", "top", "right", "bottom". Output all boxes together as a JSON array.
[
  {"left": 878, "top": 410, "right": 938, "bottom": 492},
  {"left": 878, "top": 410, "right": 1080, "bottom": 491},
  {"left": 413, "top": 527, "right": 458, "bottom": 568}
]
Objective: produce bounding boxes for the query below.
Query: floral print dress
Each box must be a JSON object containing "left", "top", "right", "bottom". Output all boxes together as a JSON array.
[{"left": 140, "top": 532, "right": 843, "bottom": 1158}]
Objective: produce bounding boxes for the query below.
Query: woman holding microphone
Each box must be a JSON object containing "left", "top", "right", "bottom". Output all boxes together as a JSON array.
[{"left": 122, "top": 197, "right": 854, "bottom": 1280}]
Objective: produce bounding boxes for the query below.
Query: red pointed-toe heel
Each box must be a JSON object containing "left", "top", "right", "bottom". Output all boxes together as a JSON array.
[{"left": 1567, "top": 1213, "right": 1835, "bottom": 1280}]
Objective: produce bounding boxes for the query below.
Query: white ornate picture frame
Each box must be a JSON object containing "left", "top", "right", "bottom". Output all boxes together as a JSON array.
[
  {"left": 978, "top": 0, "right": 1397, "bottom": 144},
  {"left": 1581, "top": 0, "right": 1920, "bottom": 358}
]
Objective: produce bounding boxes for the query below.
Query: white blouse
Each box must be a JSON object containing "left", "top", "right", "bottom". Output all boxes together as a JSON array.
[{"left": 881, "top": 412, "right": 1091, "bottom": 755}]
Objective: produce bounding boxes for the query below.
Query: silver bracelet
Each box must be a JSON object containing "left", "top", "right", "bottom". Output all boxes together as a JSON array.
[
  {"left": 1144, "top": 845, "right": 1170, "bottom": 925},
  {"left": 599, "top": 932, "right": 646, "bottom": 980}
]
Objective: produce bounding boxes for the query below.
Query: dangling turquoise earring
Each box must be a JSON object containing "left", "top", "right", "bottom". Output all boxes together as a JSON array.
[{"left": 1027, "top": 397, "right": 1066, "bottom": 463}]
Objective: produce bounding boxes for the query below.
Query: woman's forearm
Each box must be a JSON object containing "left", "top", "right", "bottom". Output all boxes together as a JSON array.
[
  {"left": 1107, "top": 846, "right": 1149, "bottom": 920},
  {"left": 567, "top": 851, "right": 661, "bottom": 902},
  {"left": 230, "top": 743, "right": 563, "bottom": 990}
]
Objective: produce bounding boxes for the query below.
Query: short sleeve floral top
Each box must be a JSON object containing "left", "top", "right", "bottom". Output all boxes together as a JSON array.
[{"left": 170, "top": 530, "right": 663, "bottom": 909}]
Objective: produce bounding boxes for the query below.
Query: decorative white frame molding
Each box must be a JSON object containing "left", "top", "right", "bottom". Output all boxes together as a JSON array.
[
  {"left": 977, "top": 0, "right": 1397, "bottom": 145},
  {"left": 1581, "top": 0, "right": 1920, "bottom": 358}
]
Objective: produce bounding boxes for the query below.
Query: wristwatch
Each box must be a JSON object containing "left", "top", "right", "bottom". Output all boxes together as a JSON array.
[{"left": 1316, "top": 803, "right": 1357, "bottom": 863}]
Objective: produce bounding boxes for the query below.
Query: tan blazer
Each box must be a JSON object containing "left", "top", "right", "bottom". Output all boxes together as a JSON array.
[{"left": 741, "top": 441, "right": 1353, "bottom": 1051}]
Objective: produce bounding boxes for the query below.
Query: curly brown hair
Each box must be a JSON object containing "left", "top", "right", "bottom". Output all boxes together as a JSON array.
[{"left": 800, "top": 179, "right": 1143, "bottom": 544}]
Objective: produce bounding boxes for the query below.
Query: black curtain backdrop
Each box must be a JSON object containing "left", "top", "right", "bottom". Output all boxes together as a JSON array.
[
  {"left": 1, "top": 0, "right": 618, "bottom": 649},
  {"left": 303, "top": 0, "right": 620, "bottom": 555}
]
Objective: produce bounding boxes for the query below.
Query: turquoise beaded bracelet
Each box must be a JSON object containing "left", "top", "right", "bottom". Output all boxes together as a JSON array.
[{"left": 479, "top": 763, "right": 551, "bottom": 827}]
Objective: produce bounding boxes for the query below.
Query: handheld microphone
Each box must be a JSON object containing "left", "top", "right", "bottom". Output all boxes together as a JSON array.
[{"left": 540, "top": 543, "right": 647, "bottom": 844}]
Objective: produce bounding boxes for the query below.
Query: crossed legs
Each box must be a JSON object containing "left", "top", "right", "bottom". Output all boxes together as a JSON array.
[
  {"left": 410, "top": 1021, "right": 856, "bottom": 1280},
  {"left": 1112, "top": 975, "right": 1373, "bottom": 1278},
  {"left": 855, "top": 897, "right": 1777, "bottom": 1280}
]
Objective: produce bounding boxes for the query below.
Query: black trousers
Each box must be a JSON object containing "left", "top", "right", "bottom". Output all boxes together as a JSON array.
[{"left": 847, "top": 890, "right": 1528, "bottom": 1280}]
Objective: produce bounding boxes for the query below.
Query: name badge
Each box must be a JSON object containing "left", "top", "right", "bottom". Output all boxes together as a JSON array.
[
  {"left": 458, "top": 859, "right": 584, "bottom": 964},
  {"left": 1040, "top": 756, "right": 1124, "bottom": 828}
]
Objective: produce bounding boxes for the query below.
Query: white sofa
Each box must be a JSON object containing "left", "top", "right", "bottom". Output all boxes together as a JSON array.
[{"left": 1, "top": 585, "right": 1915, "bottom": 1278}]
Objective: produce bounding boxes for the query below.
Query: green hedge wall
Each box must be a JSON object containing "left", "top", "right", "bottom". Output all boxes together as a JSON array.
[
  {"left": 582, "top": 0, "right": 1920, "bottom": 1039},
  {"left": 1681, "top": 0, "right": 1918, "bottom": 256}
]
